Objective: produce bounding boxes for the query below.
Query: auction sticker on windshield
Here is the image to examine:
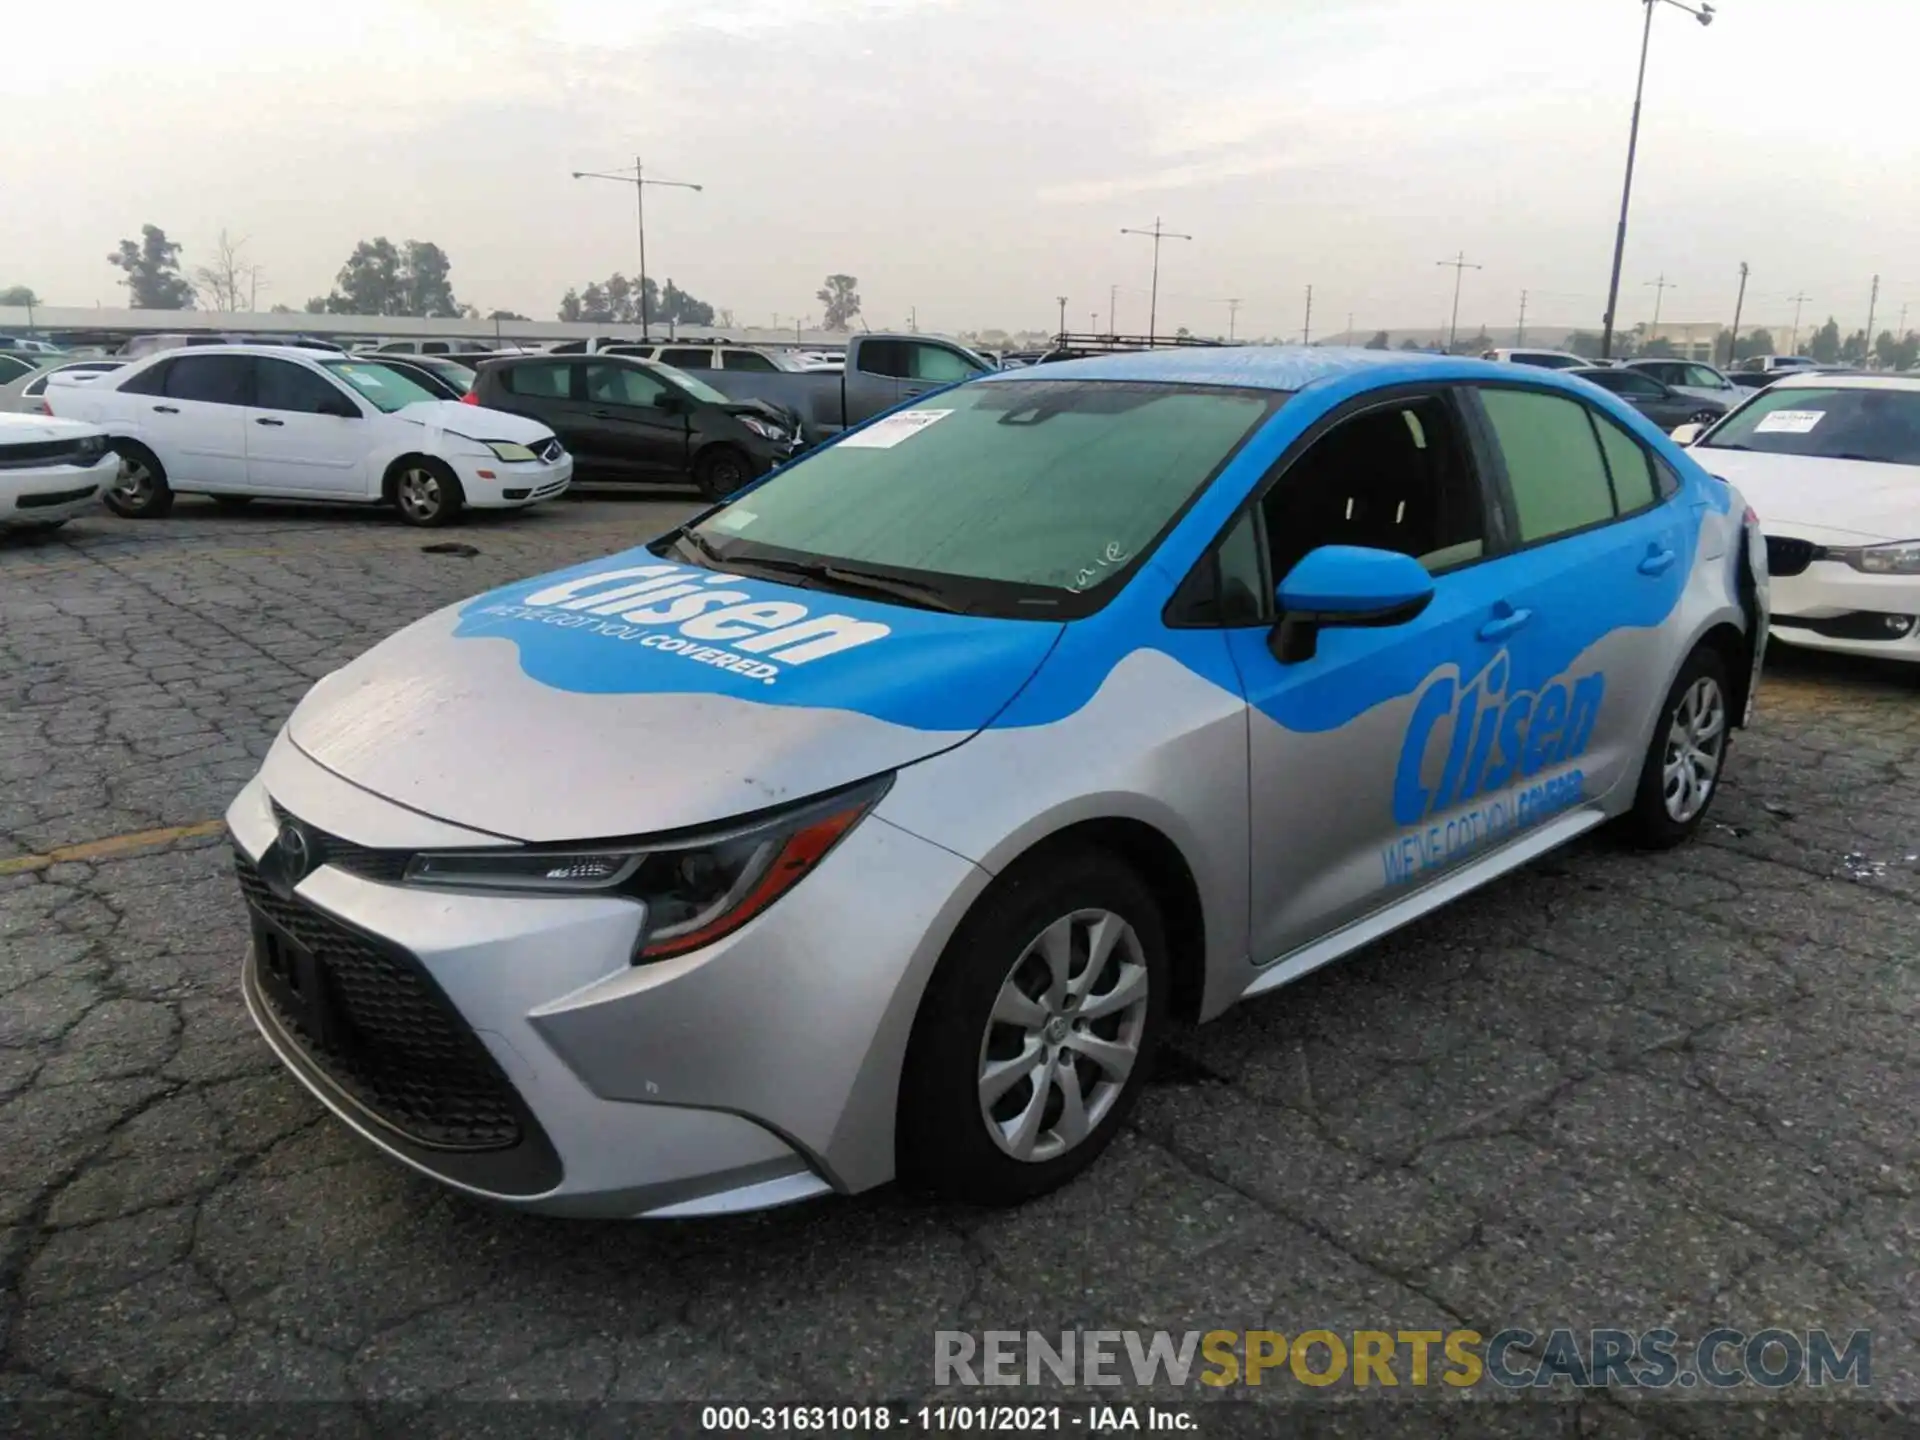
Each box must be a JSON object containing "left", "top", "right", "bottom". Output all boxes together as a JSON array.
[
  {"left": 837, "top": 409, "right": 954, "bottom": 448},
  {"left": 1753, "top": 409, "right": 1825, "bottom": 434}
]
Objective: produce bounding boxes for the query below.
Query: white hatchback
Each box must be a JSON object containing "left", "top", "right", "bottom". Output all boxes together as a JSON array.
[{"left": 43, "top": 345, "right": 571, "bottom": 526}]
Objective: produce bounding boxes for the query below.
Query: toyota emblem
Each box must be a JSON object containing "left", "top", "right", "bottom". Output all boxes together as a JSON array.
[{"left": 277, "top": 822, "right": 313, "bottom": 881}]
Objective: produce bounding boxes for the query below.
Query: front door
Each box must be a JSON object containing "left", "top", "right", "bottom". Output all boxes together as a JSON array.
[
  {"left": 244, "top": 357, "right": 369, "bottom": 496},
  {"left": 581, "top": 362, "right": 689, "bottom": 480},
  {"left": 1222, "top": 388, "right": 1547, "bottom": 964}
]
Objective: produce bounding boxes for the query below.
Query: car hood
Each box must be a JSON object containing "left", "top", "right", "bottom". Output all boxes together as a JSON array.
[
  {"left": 286, "top": 546, "right": 1065, "bottom": 841},
  {"left": 394, "top": 399, "right": 554, "bottom": 444},
  {"left": 1693, "top": 448, "right": 1920, "bottom": 541},
  {"left": 0, "top": 411, "right": 100, "bottom": 443}
]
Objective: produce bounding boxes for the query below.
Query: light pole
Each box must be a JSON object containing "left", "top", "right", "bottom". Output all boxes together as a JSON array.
[
  {"left": 1787, "top": 291, "right": 1810, "bottom": 354},
  {"left": 1120, "top": 218, "right": 1192, "bottom": 343},
  {"left": 570, "top": 156, "right": 703, "bottom": 341},
  {"left": 1108, "top": 284, "right": 1118, "bottom": 334},
  {"left": 1600, "top": 0, "right": 1715, "bottom": 360},
  {"left": 1517, "top": 289, "right": 1528, "bottom": 345},
  {"left": 1302, "top": 285, "right": 1313, "bottom": 345},
  {"left": 1864, "top": 274, "right": 1880, "bottom": 362},
  {"left": 1057, "top": 295, "right": 1068, "bottom": 337},
  {"left": 1226, "top": 298, "right": 1242, "bottom": 342},
  {"left": 1436, "top": 251, "right": 1481, "bottom": 353},
  {"left": 1725, "top": 262, "right": 1748, "bottom": 366}
]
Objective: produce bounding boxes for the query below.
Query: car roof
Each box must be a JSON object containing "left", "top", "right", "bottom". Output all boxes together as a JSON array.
[
  {"left": 131, "top": 344, "right": 350, "bottom": 361},
  {"left": 973, "top": 345, "right": 1524, "bottom": 393},
  {"left": 1768, "top": 371, "right": 1920, "bottom": 392}
]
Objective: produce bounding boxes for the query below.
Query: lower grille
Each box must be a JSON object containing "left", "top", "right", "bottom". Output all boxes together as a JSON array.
[
  {"left": 16, "top": 484, "right": 99, "bottom": 510},
  {"left": 1773, "top": 611, "right": 1916, "bottom": 641},
  {"left": 236, "top": 850, "right": 522, "bottom": 1150},
  {"left": 1765, "top": 535, "right": 1818, "bottom": 577}
]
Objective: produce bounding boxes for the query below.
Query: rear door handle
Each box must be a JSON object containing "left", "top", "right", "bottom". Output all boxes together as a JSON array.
[
  {"left": 1639, "top": 545, "right": 1678, "bottom": 575},
  {"left": 254, "top": 417, "right": 285, "bottom": 427},
  {"left": 153, "top": 405, "right": 179, "bottom": 414},
  {"left": 1477, "top": 603, "right": 1533, "bottom": 642}
]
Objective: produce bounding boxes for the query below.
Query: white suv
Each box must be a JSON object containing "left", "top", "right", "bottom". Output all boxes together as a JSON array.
[{"left": 43, "top": 346, "right": 571, "bottom": 526}]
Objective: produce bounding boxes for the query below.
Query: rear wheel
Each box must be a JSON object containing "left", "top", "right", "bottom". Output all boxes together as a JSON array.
[
  {"left": 391, "top": 458, "right": 464, "bottom": 527},
  {"left": 104, "top": 442, "right": 174, "bottom": 519},
  {"left": 897, "top": 847, "right": 1168, "bottom": 1206},
  {"left": 693, "top": 446, "right": 750, "bottom": 503},
  {"left": 1623, "top": 644, "right": 1732, "bottom": 848}
]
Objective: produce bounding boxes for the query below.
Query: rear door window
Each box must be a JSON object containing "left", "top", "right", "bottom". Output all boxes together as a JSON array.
[
  {"left": 504, "top": 363, "right": 574, "bottom": 399},
  {"left": 721, "top": 350, "right": 780, "bottom": 372},
  {"left": 659, "top": 348, "right": 712, "bottom": 369},
  {"left": 1478, "top": 387, "right": 1618, "bottom": 542},
  {"left": 1591, "top": 411, "right": 1659, "bottom": 514}
]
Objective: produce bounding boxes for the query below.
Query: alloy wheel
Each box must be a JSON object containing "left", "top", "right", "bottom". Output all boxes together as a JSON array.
[
  {"left": 113, "top": 457, "right": 152, "bottom": 506},
  {"left": 976, "top": 909, "right": 1150, "bottom": 1163},
  {"left": 396, "top": 467, "right": 442, "bottom": 522},
  {"left": 1662, "top": 675, "right": 1726, "bottom": 823}
]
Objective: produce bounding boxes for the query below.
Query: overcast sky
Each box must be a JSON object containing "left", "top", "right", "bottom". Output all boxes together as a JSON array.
[{"left": 7, "top": 0, "right": 1917, "bottom": 340}]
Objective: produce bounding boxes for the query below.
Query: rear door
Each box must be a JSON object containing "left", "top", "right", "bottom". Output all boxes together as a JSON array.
[
  {"left": 1464, "top": 384, "right": 1687, "bottom": 815},
  {"left": 244, "top": 357, "right": 371, "bottom": 497},
  {"left": 581, "top": 362, "right": 689, "bottom": 480},
  {"left": 151, "top": 354, "right": 252, "bottom": 487}
]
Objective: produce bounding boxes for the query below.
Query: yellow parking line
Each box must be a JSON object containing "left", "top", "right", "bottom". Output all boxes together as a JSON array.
[{"left": 0, "top": 819, "right": 226, "bottom": 877}]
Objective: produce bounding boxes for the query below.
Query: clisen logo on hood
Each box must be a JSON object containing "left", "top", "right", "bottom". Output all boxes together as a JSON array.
[{"left": 471, "top": 564, "right": 892, "bottom": 684}]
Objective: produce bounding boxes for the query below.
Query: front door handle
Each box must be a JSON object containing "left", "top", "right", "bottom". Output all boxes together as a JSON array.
[
  {"left": 1639, "top": 545, "right": 1678, "bottom": 576},
  {"left": 254, "top": 417, "right": 285, "bottom": 427},
  {"left": 152, "top": 405, "right": 179, "bottom": 414},
  {"left": 1477, "top": 602, "right": 1533, "bottom": 642}
]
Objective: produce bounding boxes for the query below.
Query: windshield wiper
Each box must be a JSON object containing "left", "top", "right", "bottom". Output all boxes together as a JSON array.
[
  {"left": 722, "top": 554, "right": 970, "bottom": 614},
  {"left": 668, "top": 527, "right": 729, "bottom": 566}
]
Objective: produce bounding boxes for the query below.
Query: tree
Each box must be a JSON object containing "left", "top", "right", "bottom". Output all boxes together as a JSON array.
[
  {"left": 817, "top": 274, "right": 861, "bottom": 331},
  {"left": 1565, "top": 330, "right": 1605, "bottom": 359},
  {"left": 1727, "top": 328, "right": 1774, "bottom": 364},
  {"left": 313, "top": 237, "right": 462, "bottom": 317},
  {"left": 660, "top": 279, "right": 714, "bottom": 326},
  {"left": 107, "top": 224, "right": 195, "bottom": 309},
  {"left": 1841, "top": 329, "right": 1869, "bottom": 364},
  {"left": 557, "top": 289, "right": 583, "bottom": 322},
  {"left": 1805, "top": 317, "right": 1841, "bottom": 363},
  {"left": 1874, "top": 330, "right": 1919, "bottom": 371},
  {"left": 269, "top": 303, "right": 294, "bottom": 314},
  {"left": 553, "top": 273, "right": 718, "bottom": 327},
  {"left": 1397, "top": 337, "right": 1423, "bottom": 351},
  {"left": 488, "top": 309, "right": 529, "bottom": 322},
  {"left": 1639, "top": 336, "right": 1678, "bottom": 359},
  {"left": 191, "top": 229, "right": 265, "bottom": 312},
  {"left": 1365, "top": 330, "right": 1390, "bottom": 350},
  {"left": 0, "top": 285, "right": 40, "bottom": 308}
]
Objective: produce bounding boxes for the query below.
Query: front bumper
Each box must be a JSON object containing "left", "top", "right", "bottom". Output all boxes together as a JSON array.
[
  {"left": 1766, "top": 556, "right": 1920, "bottom": 663},
  {"left": 452, "top": 452, "right": 573, "bottom": 509},
  {"left": 225, "top": 735, "right": 987, "bottom": 1216},
  {"left": 0, "top": 453, "right": 113, "bottom": 526}
]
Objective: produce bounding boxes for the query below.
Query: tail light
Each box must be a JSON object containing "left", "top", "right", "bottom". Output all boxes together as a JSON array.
[
  {"left": 37, "top": 399, "right": 52, "bottom": 415},
  {"left": 460, "top": 391, "right": 480, "bottom": 405}
]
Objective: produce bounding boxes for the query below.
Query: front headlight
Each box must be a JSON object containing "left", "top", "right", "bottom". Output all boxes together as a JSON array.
[
  {"left": 401, "top": 775, "right": 891, "bottom": 961},
  {"left": 737, "top": 416, "right": 783, "bottom": 441},
  {"left": 1841, "top": 540, "right": 1920, "bottom": 575},
  {"left": 73, "top": 435, "right": 107, "bottom": 463},
  {"left": 484, "top": 440, "right": 539, "bottom": 463}
]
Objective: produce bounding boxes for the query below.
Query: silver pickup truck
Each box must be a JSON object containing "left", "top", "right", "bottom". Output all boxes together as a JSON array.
[{"left": 685, "top": 333, "right": 994, "bottom": 445}]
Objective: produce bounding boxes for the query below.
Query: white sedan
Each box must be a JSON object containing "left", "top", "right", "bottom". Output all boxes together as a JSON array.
[
  {"left": 43, "top": 345, "right": 571, "bottom": 526},
  {"left": 1676, "top": 373, "right": 1920, "bottom": 661},
  {"left": 0, "top": 413, "right": 115, "bottom": 532}
]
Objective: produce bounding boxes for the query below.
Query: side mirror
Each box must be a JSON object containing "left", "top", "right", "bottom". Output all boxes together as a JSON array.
[
  {"left": 1668, "top": 422, "right": 1705, "bottom": 445},
  {"left": 1271, "top": 545, "right": 1436, "bottom": 663}
]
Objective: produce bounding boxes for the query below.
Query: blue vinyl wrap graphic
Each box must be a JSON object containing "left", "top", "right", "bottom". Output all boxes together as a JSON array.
[{"left": 452, "top": 351, "right": 1730, "bottom": 739}]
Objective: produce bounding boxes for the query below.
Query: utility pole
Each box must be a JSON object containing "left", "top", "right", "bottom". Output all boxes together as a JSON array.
[
  {"left": 1516, "top": 289, "right": 1528, "bottom": 345},
  {"left": 1900, "top": 302, "right": 1909, "bottom": 337},
  {"left": 570, "top": 156, "right": 704, "bottom": 341},
  {"left": 1120, "top": 218, "right": 1192, "bottom": 343},
  {"left": 1436, "top": 251, "right": 1481, "bottom": 354},
  {"left": 908, "top": 306, "right": 917, "bottom": 333},
  {"left": 1089, "top": 311, "right": 1098, "bottom": 331},
  {"left": 1725, "top": 262, "right": 1748, "bottom": 366},
  {"left": 1864, "top": 274, "right": 1880, "bottom": 360},
  {"left": 1226, "top": 298, "right": 1242, "bottom": 341},
  {"left": 1302, "top": 285, "right": 1313, "bottom": 345},
  {"left": 1056, "top": 295, "right": 1068, "bottom": 337},
  {"left": 1787, "top": 291, "right": 1810, "bottom": 353},
  {"left": 1108, "top": 284, "right": 1117, "bottom": 334},
  {"left": 1645, "top": 273, "right": 1675, "bottom": 330}
]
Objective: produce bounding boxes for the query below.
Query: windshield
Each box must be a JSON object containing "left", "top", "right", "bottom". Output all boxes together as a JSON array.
[
  {"left": 432, "top": 361, "right": 477, "bottom": 392},
  {"left": 319, "top": 359, "right": 442, "bottom": 412},
  {"left": 650, "top": 362, "right": 731, "bottom": 406},
  {"left": 1698, "top": 386, "right": 1920, "bottom": 467},
  {"left": 674, "top": 379, "right": 1279, "bottom": 618}
]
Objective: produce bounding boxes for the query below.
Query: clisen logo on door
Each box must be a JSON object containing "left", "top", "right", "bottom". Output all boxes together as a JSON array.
[{"left": 474, "top": 564, "right": 892, "bottom": 684}]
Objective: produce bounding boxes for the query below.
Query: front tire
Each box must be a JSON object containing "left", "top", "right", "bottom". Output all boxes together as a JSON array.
[
  {"left": 104, "top": 442, "right": 174, "bottom": 519},
  {"left": 692, "top": 446, "right": 750, "bottom": 503},
  {"left": 897, "top": 847, "right": 1168, "bottom": 1206},
  {"left": 1623, "top": 644, "right": 1732, "bottom": 849},
  {"left": 391, "top": 458, "right": 464, "bottom": 527}
]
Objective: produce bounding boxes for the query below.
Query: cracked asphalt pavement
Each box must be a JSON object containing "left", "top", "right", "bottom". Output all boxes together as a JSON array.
[{"left": 2, "top": 495, "right": 1918, "bottom": 1427}]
